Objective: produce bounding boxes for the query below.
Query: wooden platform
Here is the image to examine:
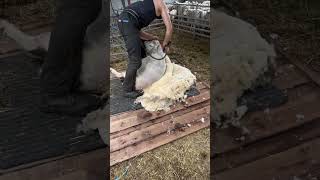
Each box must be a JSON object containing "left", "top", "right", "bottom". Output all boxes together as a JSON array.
[
  {"left": 0, "top": 149, "right": 107, "bottom": 180},
  {"left": 212, "top": 61, "right": 320, "bottom": 180},
  {"left": 110, "top": 82, "right": 211, "bottom": 166}
]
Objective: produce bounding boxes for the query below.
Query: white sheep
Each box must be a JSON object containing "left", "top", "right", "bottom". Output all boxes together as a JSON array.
[
  {"left": 169, "top": 9, "right": 178, "bottom": 19},
  {"left": 110, "top": 40, "right": 167, "bottom": 90},
  {"left": 212, "top": 9, "right": 276, "bottom": 127}
]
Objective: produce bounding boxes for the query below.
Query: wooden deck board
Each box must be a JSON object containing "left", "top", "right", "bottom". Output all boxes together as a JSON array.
[
  {"left": 213, "top": 137, "right": 320, "bottom": 180},
  {"left": 110, "top": 84, "right": 210, "bottom": 166},
  {"left": 213, "top": 63, "right": 320, "bottom": 179},
  {"left": 272, "top": 64, "right": 310, "bottom": 90},
  {"left": 111, "top": 106, "right": 210, "bottom": 152},
  {"left": 0, "top": 149, "right": 107, "bottom": 180},
  {"left": 111, "top": 100, "right": 210, "bottom": 139},
  {"left": 111, "top": 89, "right": 209, "bottom": 133},
  {"left": 213, "top": 84, "right": 320, "bottom": 154},
  {"left": 111, "top": 109, "right": 210, "bottom": 166},
  {"left": 213, "top": 118, "right": 320, "bottom": 173}
]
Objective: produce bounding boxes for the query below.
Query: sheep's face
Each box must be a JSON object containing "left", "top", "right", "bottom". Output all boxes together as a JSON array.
[{"left": 144, "top": 40, "right": 164, "bottom": 56}]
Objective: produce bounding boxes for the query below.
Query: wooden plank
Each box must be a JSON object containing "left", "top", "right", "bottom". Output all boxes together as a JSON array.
[
  {"left": 213, "top": 118, "right": 320, "bottom": 173},
  {"left": 111, "top": 106, "right": 210, "bottom": 152},
  {"left": 213, "top": 86, "right": 320, "bottom": 154},
  {"left": 110, "top": 88, "right": 209, "bottom": 133},
  {"left": 110, "top": 100, "right": 210, "bottom": 139},
  {"left": 214, "top": 138, "right": 320, "bottom": 180},
  {"left": 276, "top": 45, "right": 320, "bottom": 87},
  {"left": 110, "top": 107, "right": 210, "bottom": 166},
  {"left": 0, "top": 149, "right": 107, "bottom": 180},
  {"left": 272, "top": 64, "right": 310, "bottom": 90}
]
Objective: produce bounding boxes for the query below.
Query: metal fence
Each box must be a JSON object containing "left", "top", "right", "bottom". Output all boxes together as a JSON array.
[
  {"left": 168, "top": 2, "right": 210, "bottom": 38},
  {"left": 110, "top": 2, "right": 210, "bottom": 62}
]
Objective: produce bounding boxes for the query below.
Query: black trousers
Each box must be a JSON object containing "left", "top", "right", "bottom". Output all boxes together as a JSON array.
[
  {"left": 118, "top": 12, "right": 146, "bottom": 92},
  {"left": 40, "top": 0, "right": 101, "bottom": 96}
]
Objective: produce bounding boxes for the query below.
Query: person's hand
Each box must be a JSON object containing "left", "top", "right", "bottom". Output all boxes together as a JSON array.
[
  {"left": 162, "top": 41, "right": 171, "bottom": 53},
  {"left": 161, "top": 43, "right": 169, "bottom": 53},
  {"left": 164, "top": 46, "right": 170, "bottom": 53}
]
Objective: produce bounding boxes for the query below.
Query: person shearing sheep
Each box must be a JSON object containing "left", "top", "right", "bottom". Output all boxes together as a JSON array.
[{"left": 118, "top": 0, "right": 173, "bottom": 98}]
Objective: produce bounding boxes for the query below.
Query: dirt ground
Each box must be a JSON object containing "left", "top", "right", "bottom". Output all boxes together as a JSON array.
[
  {"left": 228, "top": 0, "right": 320, "bottom": 69},
  {"left": 110, "top": 31, "right": 210, "bottom": 179}
]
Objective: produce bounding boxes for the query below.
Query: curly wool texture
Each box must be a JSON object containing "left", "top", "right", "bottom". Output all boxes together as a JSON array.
[{"left": 135, "top": 57, "right": 196, "bottom": 112}]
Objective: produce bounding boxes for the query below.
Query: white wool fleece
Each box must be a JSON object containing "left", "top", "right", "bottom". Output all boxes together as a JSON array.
[{"left": 211, "top": 9, "right": 276, "bottom": 127}]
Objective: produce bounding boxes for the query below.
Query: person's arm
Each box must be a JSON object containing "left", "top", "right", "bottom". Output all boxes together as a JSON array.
[
  {"left": 160, "top": 1, "right": 173, "bottom": 49},
  {"left": 139, "top": 31, "right": 159, "bottom": 41}
]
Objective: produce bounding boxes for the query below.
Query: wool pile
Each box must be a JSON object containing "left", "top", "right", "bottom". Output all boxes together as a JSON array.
[{"left": 136, "top": 56, "right": 196, "bottom": 112}]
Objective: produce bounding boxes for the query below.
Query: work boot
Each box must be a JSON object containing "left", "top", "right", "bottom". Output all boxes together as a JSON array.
[
  {"left": 40, "top": 93, "right": 103, "bottom": 116},
  {"left": 124, "top": 90, "right": 143, "bottom": 99}
]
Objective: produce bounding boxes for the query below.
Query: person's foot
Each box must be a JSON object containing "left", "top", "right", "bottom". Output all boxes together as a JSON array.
[
  {"left": 124, "top": 90, "right": 143, "bottom": 99},
  {"left": 40, "top": 93, "right": 104, "bottom": 116}
]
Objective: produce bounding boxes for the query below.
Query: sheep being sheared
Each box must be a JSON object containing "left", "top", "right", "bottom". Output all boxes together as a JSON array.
[
  {"left": 110, "top": 40, "right": 167, "bottom": 90},
  {"left": 211, "top": 9, "right": 276, "bottom": 128},
  {"left": 111, "top": 40, "right": 196, "bottom": 112}
]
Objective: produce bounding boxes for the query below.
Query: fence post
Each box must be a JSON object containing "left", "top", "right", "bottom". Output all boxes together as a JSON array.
[{"left": 193, "top": 4, "right": 198, "bottom": 39}]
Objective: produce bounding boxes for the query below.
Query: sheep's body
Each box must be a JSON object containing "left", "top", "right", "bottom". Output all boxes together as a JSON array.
[
  {"left": 0, "top": 2, "right": 109, "bottom": 93},
  {"left": 110, "top": 40, "right": 196, "bottom": 112},
  {"left": 135, "top": 41, "right": 167, "bottom": 90},
  {"left": 135, "top": 57, "right": 196, "bottom": 112},
  {"left": 110, "top": 40, "right": 167, "bottom": 90},
  {"left": 211, "top": 9, "right": 276, "bottom": 127}
]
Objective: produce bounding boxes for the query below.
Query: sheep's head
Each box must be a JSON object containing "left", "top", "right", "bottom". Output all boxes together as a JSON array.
[{"left": 144, "top": 40, "right": 166, "bottom": 59}]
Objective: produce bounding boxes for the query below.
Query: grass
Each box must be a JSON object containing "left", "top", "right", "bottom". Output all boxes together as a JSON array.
[
  {"left": 110, "top": 30, "right": 210, "bottom": 179},
  {"left": 110, "top": 128, "right": 210, "bottom": 180}
]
